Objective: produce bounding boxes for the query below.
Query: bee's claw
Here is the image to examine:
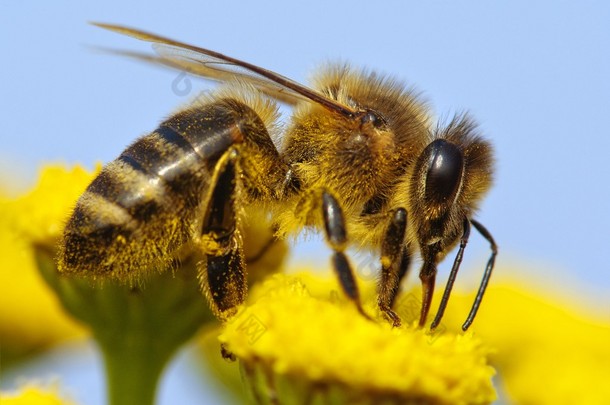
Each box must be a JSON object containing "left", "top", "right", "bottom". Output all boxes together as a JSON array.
[{"left": 382, "top": 307, "right": 402, "bottom": 327}]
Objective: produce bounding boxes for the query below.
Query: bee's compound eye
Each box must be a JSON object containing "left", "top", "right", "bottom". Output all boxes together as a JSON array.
[
  {"left": 360, "top": 110, "right": 387, "bottom": 129},
  {"left": 424, "top": 139, "right": 464, "bottom": 204}
]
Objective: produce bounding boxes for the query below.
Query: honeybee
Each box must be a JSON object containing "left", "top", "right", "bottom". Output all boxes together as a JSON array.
[{"left": 59, "top": 23, "right": 497, "bottom": 334}]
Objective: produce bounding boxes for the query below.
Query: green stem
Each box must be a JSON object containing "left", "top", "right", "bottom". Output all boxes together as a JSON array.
[
  {"left": 98, "top": 331, "right": 175, "bottom": 405},
  {"left": 34, "top": 248, "right": 213, "bottom": 405}
]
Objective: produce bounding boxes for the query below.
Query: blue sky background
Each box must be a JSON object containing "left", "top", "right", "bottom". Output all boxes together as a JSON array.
[{"left": 2, "top": 2, "right": 609, "bottom": 404}]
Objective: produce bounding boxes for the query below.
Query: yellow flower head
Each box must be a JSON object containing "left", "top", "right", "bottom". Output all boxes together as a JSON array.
[
  {"left": 220, "top": 273, "right": 496, "bottom": 405},
  {"left": 2, "top": 163, "right": 216, "bottom": 404},
  {"left": 445, "top": 278, "right": 610, "bottom": 405},
  {"left": 0, "top": 164, "right": 97, "bottom": 362},
  {"left": 2, "top": 164, "right": 100, "bottom": 243}
]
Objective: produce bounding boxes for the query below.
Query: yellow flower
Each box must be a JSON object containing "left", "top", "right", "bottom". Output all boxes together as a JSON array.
[
  {"left": 0, "top": 384, "right": 76, "bottom": 405},
  {"left": 0, "top": 165, "right": 95, "bottom": 363},
  {"left": 9, "top": 164, "right": 607, "bottom": 405},
  {"left": 441, "top": 277, "right": 610, "bottom": 405},
  {"left": 0, "top": 163, "right": 215, "bottom": 405},
  {"left": 219, "top": 273, "right": 496, "bottom": 405},
  {"left": 3, "top": 165, "right": 100, "bottom": 242}
]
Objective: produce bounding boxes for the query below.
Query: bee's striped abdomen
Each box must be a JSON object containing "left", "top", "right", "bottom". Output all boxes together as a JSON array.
[{"left": 59, "top": 100, "right": 249, "bottom": 279}]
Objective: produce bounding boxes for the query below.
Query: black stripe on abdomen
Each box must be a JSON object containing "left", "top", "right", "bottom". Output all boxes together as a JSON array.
[
  {"left": 117, "top": 153, "right": 146, "bottom": 175},
  {"left": 119, "top": 126, "right": 206, "bottom": 197},
  {"left": 163, "top": 103, "right": 243, "bottom": 161},
  {"left": 86, "top": 165, "right": 164, "bottom": 223},
  {"left": 156, "top": 125, "right": 196, "bottom": 153}
]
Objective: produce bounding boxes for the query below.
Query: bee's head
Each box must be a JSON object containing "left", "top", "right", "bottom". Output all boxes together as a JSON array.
[{"left": 407, "top": 114, "right": 494, "bottom": 247}]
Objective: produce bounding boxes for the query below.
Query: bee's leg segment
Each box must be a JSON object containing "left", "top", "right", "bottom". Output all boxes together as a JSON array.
[
  {"left": 462, "top": 219, "right": 497, "bottom": 331},
  {"left": 389, "top": 248, "right": 412, "bottom": 309},
  {"left": 199, "top": 150, "right": 246, "bottom": 323},
  {"left": 321, "top": 191, "right": 371, "bottom": 320},
  {"left": 418, "top": 246, "right": 440, "bottom": 328},
  {"left": 431, "top": 218, "right": 471, "bottom": 330},
  {"left": 377, "top": 208, "right": 407, "bottom": 327}
]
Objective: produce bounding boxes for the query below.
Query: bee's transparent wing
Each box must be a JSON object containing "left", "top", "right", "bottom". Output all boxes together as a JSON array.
[
  {"left": 93, "top": 23, "right": 356, "bottom": 117},
  {"left": 96, "top": 47, "right": 306, "bottom": 106},
  {"left": 153, "top": 43, "right": 309, "bottom": 106}
]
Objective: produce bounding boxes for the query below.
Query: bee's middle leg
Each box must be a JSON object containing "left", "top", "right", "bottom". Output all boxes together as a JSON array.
[
  {"left": 377, "top": 208, "right": 409, "bottom": 327},
  {"left": 320, "top": 191, "right": 371, "bottom": 320}
]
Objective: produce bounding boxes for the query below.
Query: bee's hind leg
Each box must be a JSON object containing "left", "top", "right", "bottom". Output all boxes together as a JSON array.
[
  {"left": 321, "top": 191, "right": 372, "bottom": 321},
  {"left": 198, "top": 150, "right": 246, "bottom": 320},
  {"left": 197, "top": 150, "right": 245, "bottom": 361}
]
